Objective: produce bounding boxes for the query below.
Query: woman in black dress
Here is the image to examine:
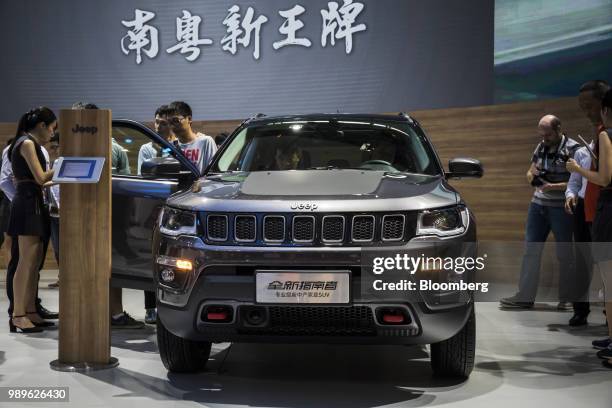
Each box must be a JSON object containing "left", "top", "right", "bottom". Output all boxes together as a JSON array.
[
  {"left": 567, "top": 89, "right": 612, "bottom": 362},
  {"left": 7, "top": 107, "right": 56, "bottom": 333}
]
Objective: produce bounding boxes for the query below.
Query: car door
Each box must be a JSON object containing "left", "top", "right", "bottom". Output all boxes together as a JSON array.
[{"left": 110, "top": 119, "right": 199, "bottom": 290}]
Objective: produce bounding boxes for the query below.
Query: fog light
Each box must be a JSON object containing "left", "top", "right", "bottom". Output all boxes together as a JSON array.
[
  {"left": 157, "top": 255, "right": 194, "bottom": 271},
  {"left": 160, "top": 268, "right": 175, "bottom": 283},
  {"left": 175, "top": 259, "right": 193, "bottom": 271}
]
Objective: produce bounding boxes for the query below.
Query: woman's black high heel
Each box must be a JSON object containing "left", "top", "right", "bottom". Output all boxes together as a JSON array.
[
  {"left": 26, "top": 311, "right": 55, "bottom": 328},
  {"left": 9, "top": 316, "right": 44, "bottom": 333}
]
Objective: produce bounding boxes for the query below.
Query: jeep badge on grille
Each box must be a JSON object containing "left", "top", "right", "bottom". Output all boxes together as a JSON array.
[{"left": 290, "top": 202, "right": 318, "bottom": 211}]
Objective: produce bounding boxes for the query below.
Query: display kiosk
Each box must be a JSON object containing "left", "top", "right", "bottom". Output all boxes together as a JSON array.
[
  {"left": 50, "top": 109, "right": 116, "bottom": 372},
  {"left": 52, "top": 157, "right": 105, "bottom": 184}
]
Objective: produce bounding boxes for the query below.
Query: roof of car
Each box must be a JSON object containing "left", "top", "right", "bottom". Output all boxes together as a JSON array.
[{"left": 244, "top": 113, "right": 416, "bottom": 126}]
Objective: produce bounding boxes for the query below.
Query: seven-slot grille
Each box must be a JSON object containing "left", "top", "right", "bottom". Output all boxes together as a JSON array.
[
  {"left": 204, "top": 213, "right": 411, "bottom": 245},
  {"left": 382, "top": 214, "right": 405, "bottom": 241},
  {"left": 207, "top": 215, "right": 228, "bottom": 241},
  {"left": 293, "top": 216, "right": 315, "bottom": 242},
  {"left": 264, "top": 216, "right": 285, "bottom": 242},
  {"left": 352, "top": 215, "right": 375, "bottom": 242},
  {"left": 235, "top": 215, "right": 256, "bottom": 242},
  {"left": 322, "top": 216, "right": 345, "bottom": 242}
]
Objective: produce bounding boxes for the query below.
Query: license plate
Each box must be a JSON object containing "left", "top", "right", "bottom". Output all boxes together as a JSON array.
[{"left": 255, "top": 270, "right": 350, "bottom": 304}]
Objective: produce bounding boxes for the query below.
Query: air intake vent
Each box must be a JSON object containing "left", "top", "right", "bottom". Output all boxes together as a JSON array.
[
  {"left": 263, "top": 216, "right": 285, "bottom": 242},
  {"left": 235, "top": 215, "right": 256, "bottom": 242},
  {"left": 260, "top": 306, "right": 376, "bottom": 336},
  {"left": 352, "top": 215, "right": 375, "bottom": 242},
  {"left": 382, "top": 214, "right": 405, "bottom": 241},
  {"left": 207, "top": 215, "right": 228, "bottom": 241},
  {"left": 322, "top": 216, "right": 345, "bottom": 243},
  {"left": 293, "top": 216, "right": 315, "bottom": 242}
]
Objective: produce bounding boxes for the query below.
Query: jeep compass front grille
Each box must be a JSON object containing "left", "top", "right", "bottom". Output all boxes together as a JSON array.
[
  {"left": 200, "top": 212, "right": 415, "bottom": 246},
  {"left": 352, "top": 215, "right": 375, "bottom": 242},
  {"left": 207, "top": 215, "right": 228, "bottom": 241},
  {"left": 322, "top": 216, "right": 345, "bottom": 242},
  {"left": 292, "top": 216, "right": 315, "bottom": 242},
  {"left": 235, "top": 215, "right": 256, "bottom": 242},
  {"left": 382, "top": 214, "right": 405, "bottom": 241},
  {"left": 264, "top": 216, "right": 285, "bottom": 242}
]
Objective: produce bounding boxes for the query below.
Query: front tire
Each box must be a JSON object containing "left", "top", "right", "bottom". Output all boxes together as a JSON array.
[
  {"left": 156, "top": 317, "right": 211, "bottom": 373},
  {"left": 430, "top": 306, "right": 476, "bottom": 378}
]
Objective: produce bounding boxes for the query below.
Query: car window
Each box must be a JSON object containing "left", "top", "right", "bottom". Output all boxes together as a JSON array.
[
  {"left": 112, "top": 125, "right": 175, "bottom": 177},
  {"left": 217, "top": 128, "right": 247, "bottom": 172},
  {"left": 210, "top": 121, "right": 441, "bottom": 176}
]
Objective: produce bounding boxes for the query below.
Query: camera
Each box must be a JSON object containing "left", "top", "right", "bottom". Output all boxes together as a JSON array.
[
  {"left": 531, "top": 170, "right": 548, "bottom": 187},
  {"left": 531, "top": 153, "right": 570, "bottom": 187}
]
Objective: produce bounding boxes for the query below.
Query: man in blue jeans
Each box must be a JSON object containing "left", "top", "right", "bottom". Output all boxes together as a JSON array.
[{"left": 501, "top": 115, "right": 580, "bottom": 309}]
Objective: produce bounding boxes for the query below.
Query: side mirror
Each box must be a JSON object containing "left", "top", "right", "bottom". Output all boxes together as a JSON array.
[
  {"left": 141, "top": 157, "right": 187, "bottom": 178},
  {"left": 447, "top": 158, "right": 483, "bottom": 179}
]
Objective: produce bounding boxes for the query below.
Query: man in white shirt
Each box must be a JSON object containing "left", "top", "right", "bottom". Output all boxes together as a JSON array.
[
  {"left": 167, "top": 101, "right": 217, "bottom": 175},
  {"left": 565, "top": 143, "right": 593, "bottom": 326}
]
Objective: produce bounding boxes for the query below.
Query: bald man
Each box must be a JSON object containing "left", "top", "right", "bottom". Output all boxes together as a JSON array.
[{"left": 501, "top": 115, "right": 581, "bottom": 309}]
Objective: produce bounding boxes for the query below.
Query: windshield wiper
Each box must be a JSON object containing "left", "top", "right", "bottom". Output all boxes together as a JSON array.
[{"left": 306, "top": 166, "right": 371, "bottom": 171}]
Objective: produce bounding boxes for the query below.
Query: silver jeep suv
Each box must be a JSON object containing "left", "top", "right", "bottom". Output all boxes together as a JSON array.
[{"left": 152, "top": 113, "right": 483, "bottom": 378}]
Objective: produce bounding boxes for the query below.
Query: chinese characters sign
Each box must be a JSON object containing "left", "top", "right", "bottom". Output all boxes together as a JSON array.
[{"left": 121, "top": 1, "right": 367, "bottom": 64}]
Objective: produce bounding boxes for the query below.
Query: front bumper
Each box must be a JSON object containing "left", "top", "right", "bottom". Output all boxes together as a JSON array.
[{"left": 155, "top": 229, "right": 476, "bottom": 345}]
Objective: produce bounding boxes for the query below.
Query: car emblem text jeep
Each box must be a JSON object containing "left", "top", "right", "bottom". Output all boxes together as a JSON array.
[{"left": 290, "top": 202, "right": 318, "bottom": 211}]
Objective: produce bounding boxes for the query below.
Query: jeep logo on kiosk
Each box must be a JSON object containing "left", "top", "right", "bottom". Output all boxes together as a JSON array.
[
  {"left": 290, "top": 202, "right": 318, "bottom": 211},
  {"left": 71, "top": 124, "right": 98, "bottom": 135}
]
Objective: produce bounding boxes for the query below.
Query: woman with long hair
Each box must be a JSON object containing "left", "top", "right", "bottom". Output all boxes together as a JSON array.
[
  {"left": 567, "top": 89, "right": 612, "bottom": 364},
  {"left": 7, "top": 107, "right": 56, "bottom": 333}
]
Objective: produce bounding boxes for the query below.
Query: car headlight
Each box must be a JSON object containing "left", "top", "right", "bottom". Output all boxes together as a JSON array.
[
  {"left": 159, "top": 207, "right": 197, "bottom": 236},
  {"left": 417, "top": 206, "right": 469, "bottom": 237}
]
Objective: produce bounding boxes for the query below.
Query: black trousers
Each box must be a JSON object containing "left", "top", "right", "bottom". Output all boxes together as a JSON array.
[
  {"left": 144, "top": 291, "right": 156, "bottom": 310},
  {"left": 573, "top": 198, "right": 592, "bottom": 315},
  {"left": 6, "top": 233, "right": 49, "bottom": 317}
]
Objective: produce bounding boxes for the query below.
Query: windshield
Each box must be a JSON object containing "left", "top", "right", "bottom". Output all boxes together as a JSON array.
[{"left": 210, "top": 120, "right": 441, "bottom": 176}]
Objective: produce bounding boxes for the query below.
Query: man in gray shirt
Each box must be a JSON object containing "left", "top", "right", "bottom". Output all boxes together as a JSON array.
[{"left": 501, "top": 115, "right": 580, "bottom": 309}]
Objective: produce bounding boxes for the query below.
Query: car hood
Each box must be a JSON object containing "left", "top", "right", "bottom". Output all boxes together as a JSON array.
[{"left": 168, "top": 170, "right": 458, "bottom": 213}]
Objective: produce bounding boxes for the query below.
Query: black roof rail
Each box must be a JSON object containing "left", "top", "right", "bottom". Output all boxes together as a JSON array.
[
  {"left": 239, "top": 113, "right": 267, "bottom": 127},
  {"left": 398, "top": 112, "right": 414, "bottom": 123}
]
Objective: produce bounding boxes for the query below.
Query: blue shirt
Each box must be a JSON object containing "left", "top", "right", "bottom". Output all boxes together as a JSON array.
[{"left": 565, "top": 144, "right": 592, "bottom": 200}]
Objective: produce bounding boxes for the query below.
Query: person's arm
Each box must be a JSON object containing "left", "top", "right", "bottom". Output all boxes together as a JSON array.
[
  {"left": 566, "top": 171, "right": 581, "bottom": 199},
  {"left": 527, "top": 144, "right": 541, "bottom": 185},
  {"left": 0, "top": 149, "right": 16, "bottom": 201},
  {"left": 539, "top": 182, "right": 568, "bottom": 192},
  {"left": 20, "top": 140, "right": 54, "bottom": 185},
  {"left": 527, "top": 162, "right": 539, "bottom": 185},
  {"left": 568, "top": 132, "right": 612, "bottom": 187},
  {"left": 137, "top": 144, "right": 150, "bottom": 176},
  {"left": 200, "top": 136, "right": 218, "bottom": 174},
  {"left": 119, "top": 149, "right": 131, "bottom": 175},
  {"left": 566, "top": 148, "right": 587, "bottom": 197},
  {"left": 565, "top": 159, "right": 582, "bottom": 214}
]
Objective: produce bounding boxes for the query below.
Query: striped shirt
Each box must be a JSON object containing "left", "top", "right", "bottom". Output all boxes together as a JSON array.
[{"left": 531, "top": 135, "right": 580, "bottom": 207}]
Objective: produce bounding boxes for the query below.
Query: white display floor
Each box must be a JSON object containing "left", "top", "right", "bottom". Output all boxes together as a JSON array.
[{"left": 0, "top": 271, "right": 610, "bottom": 408}]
